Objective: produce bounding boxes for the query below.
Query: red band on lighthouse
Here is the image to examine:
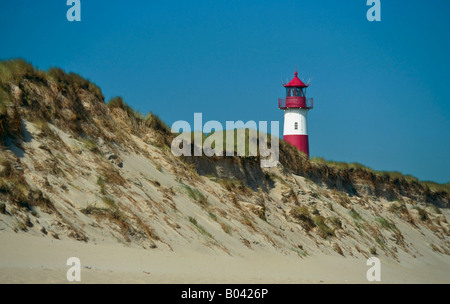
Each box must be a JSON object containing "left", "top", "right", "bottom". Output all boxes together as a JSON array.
[{"left": 284, "top": 135, "right": 310, "bottom": 156}]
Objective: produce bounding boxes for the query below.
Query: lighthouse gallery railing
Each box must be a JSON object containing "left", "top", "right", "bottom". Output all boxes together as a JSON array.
[{"left": 278, "top": 97, "right": 314, "bottom": 109}]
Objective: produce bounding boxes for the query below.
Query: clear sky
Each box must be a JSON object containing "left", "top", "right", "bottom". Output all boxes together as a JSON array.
[{"left": 0, "top": 0, "right": 449, "bottom": 183}]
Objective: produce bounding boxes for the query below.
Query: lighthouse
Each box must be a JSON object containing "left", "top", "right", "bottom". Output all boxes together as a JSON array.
[{"left": 279, "top": 70, "right": 314, "bottom": 157}]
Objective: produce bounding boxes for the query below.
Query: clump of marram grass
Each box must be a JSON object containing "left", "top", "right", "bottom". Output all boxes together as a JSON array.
[
  {"left": 188, "top": 216, "right": 213, "bottom": 238},
  {"left": 0, "top": 157, "right": 14, "bottom": 179},
  {"left": 81, "top": 205, "right": 108, "bottom": 216},
  {"left": 14, "top": 220, "right": 28, "bottom": 232},
  {"left": 413, "top": 207, "right": 429, "bottom": 222},
  {"left": 333, "top": 243, "right": 344, "bottom": 256},
  {"left": 241, "top": 213, "right": 255, "bottom": 230},
  {"left": 81, "top": 205, "right": 134, "bottom": 242},
  {"left": 313, "top": 215, "right": 335, "bottom": 239},
  {"left": 217, "top": 178, "right": 243, "bottom": 192},
  {"left": 0, "top": 169, "right": 55, "bottom": 214},
  {"left": 327, "top": 202, "right": 334, "bottom": 212},
  {"left": 107, "top": 96, "right": 135, "bottom": 117},
  {"left": 107, "top": 96, "right": 171, "bottom": 147},
  {"left": 230, "top": 193, "right": 240, "bottom": 209},
  {"left": 143, "top": 112, "right": 170, "bottom": 135},
  {"left": 388, "top": 201, "right": 416, "bottom": 225},
  {"left": 46, "top": 67, "right": 103, "bottom": 100},
  {"left": 98, "top": 164, "right": 127, "bottom": 187},
  {"left": 97, "top": 176, "right": 106, "bottom": 195},
  {"left": 188, "top": 216, "right": 198, "bottom": 225},
  {"left": 254, "top": 205, "right": 267, "bottom": 221},
  {"left": 349, "top": 208, "right": 363, "bottom": 221},
  {"left": 221, "top": 223, "right": 233, "bottom": 235},
  {"left": 0, "top": 59, "right": 37, "bottom": 85},
  {"left": 102, "top": 196, "right": 117, "bottom": 209},
  {"left": 375, "top": 217, "right": 396, "bottom": 232},
  {"left": 328, "top": 216, "right": 343, "bottom": 230},
  {"left": 370, "top": 246, "right": 378, "bottom": 256},
  {"left": 81, "top": 137, "right": 98, "bottom": 153},
  {"left": 135, "top": 216, "right": 160, "bottom": 242},
  {"left": 290, "top": 206, "right": 316, "bottom": 232},
  {"left": 208, "top": 212, "right": 218, "bottom": 222},
  {"left": 332, "top": 189, "right": 351, "bottom": 207},
  {"left": 290, "top": 246, "right": 308, "bottom": 258},
  {"left": 183, "top": 184, "right": 208, "bottom": 206},
  {"left": 32, "top": 118, "right": 55, "bottom": 137},
  {"left": 217, "top": 178, "right": 252, "bottom": 196}
]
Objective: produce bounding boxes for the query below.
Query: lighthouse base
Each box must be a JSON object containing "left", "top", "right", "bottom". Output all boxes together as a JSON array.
[{"left": 284, "top": 135, "right": 310, "bottom": 157}]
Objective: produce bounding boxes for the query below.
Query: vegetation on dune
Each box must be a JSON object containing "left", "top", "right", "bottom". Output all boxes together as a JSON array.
[
  {"left": 311, "top": 157, "right": 449, "bottom": 195},
  {"left": 107, "top": 96, "right": 170, "bottom": 134},
  {"left": 0, "top": 58, "right": 448, "bottom": 260},
  {"left": 107, "top": 95, "right": 171, "bottom": 147},
  {"left": 419, "top": 181, "right": 450, "bottom": 193},
  {"left": 375, "top": 217, "right": 396, "bottom": 232},
  {"left": 290, "top": 206, "right": 316, "bottom": 232},
  {"left": 46, "top": 67, "right": 103, "bottom": 100},
  {"left": 0, "top": 58, "right": 448, "bottom": 212},
  {"left": 0, "top": 59, "right": 105, "bottom": 143},
  {"left": 0, "top": 59, "right": 40, "bottom": 87},
  {"left": 349, "top": 208, "right": 363, "bottom": 222},
  {"left": 182, "top": 183, "right": 208, "bottom": 206},
  {"left": 107, "top": 96, "right": 137, "bottom": 119},
  {"left": 0, "top": 59, "right": 171, "bottom": 149},
  {"left": 0, "top": 156, "right": 54, "bottom": 214},
  {"left": 174, "top": 128, "right": 276, "bottom": 159},
  {"left": 313, "top": 215, "right": 335, "bottom": 239},
  {"left": 188, "top": 216, "right": 214, "bottom": 239}
]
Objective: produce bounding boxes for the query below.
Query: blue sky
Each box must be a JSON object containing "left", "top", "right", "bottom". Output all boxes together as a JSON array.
[{"left": 0, "top": 0, "right": 449, "bottom": 183}]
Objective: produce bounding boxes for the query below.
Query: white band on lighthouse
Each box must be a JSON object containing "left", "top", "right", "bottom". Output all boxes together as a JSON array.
[{"left": 283, "top": 109, "right": 309, "bottom": 136}]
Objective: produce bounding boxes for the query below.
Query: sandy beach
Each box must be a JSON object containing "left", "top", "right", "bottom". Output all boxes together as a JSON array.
[{"left": 1, "top": 231, "right": 448, "bottom": 284}]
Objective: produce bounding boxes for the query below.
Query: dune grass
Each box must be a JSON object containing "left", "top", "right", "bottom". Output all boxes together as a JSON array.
[
  {"left": 290, "top": 206, "right": 316, "bottom": 232},
  {"left": 375, "top": 217, "right": 396, "bottom": 232},
  {"left": 107, "top": 96, "right": 170, "bottom": 135},
  {"left": 349, "top": 208, "right": 363, "bottom": 221},
  {"left": 1, "top": 58, "right": 447, "bottom": 195},
  {"left": 183, "top": 183, "right": 208, "bottom": 206},
  {"left": 188, "top": 216, "right": 214, "bottom": 238},
  {"left": 311, "top": 157, "right": 448, "bottom": 193},
  {"left": 313, "top": 215, "right": 335, "bottom": 239}
]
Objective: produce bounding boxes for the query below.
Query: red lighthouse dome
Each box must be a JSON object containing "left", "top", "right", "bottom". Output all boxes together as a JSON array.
[{"left": 284, "top": 71, "right": 309, "bottom": 88}]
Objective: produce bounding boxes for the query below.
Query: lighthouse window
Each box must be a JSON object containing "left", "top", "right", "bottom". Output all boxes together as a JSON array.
[{"left": 294, "top": 122, "right": 298, "bottom": 130}]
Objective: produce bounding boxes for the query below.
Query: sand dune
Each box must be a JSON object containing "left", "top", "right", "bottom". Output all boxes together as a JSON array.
[{"left": 0, "top": 62, "right": 448, "bottom": 284}]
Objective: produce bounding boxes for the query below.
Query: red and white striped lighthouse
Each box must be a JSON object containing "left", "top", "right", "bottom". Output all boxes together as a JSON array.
[{"left": 279, "top": 70, "right": 314, "bottom": 157}]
